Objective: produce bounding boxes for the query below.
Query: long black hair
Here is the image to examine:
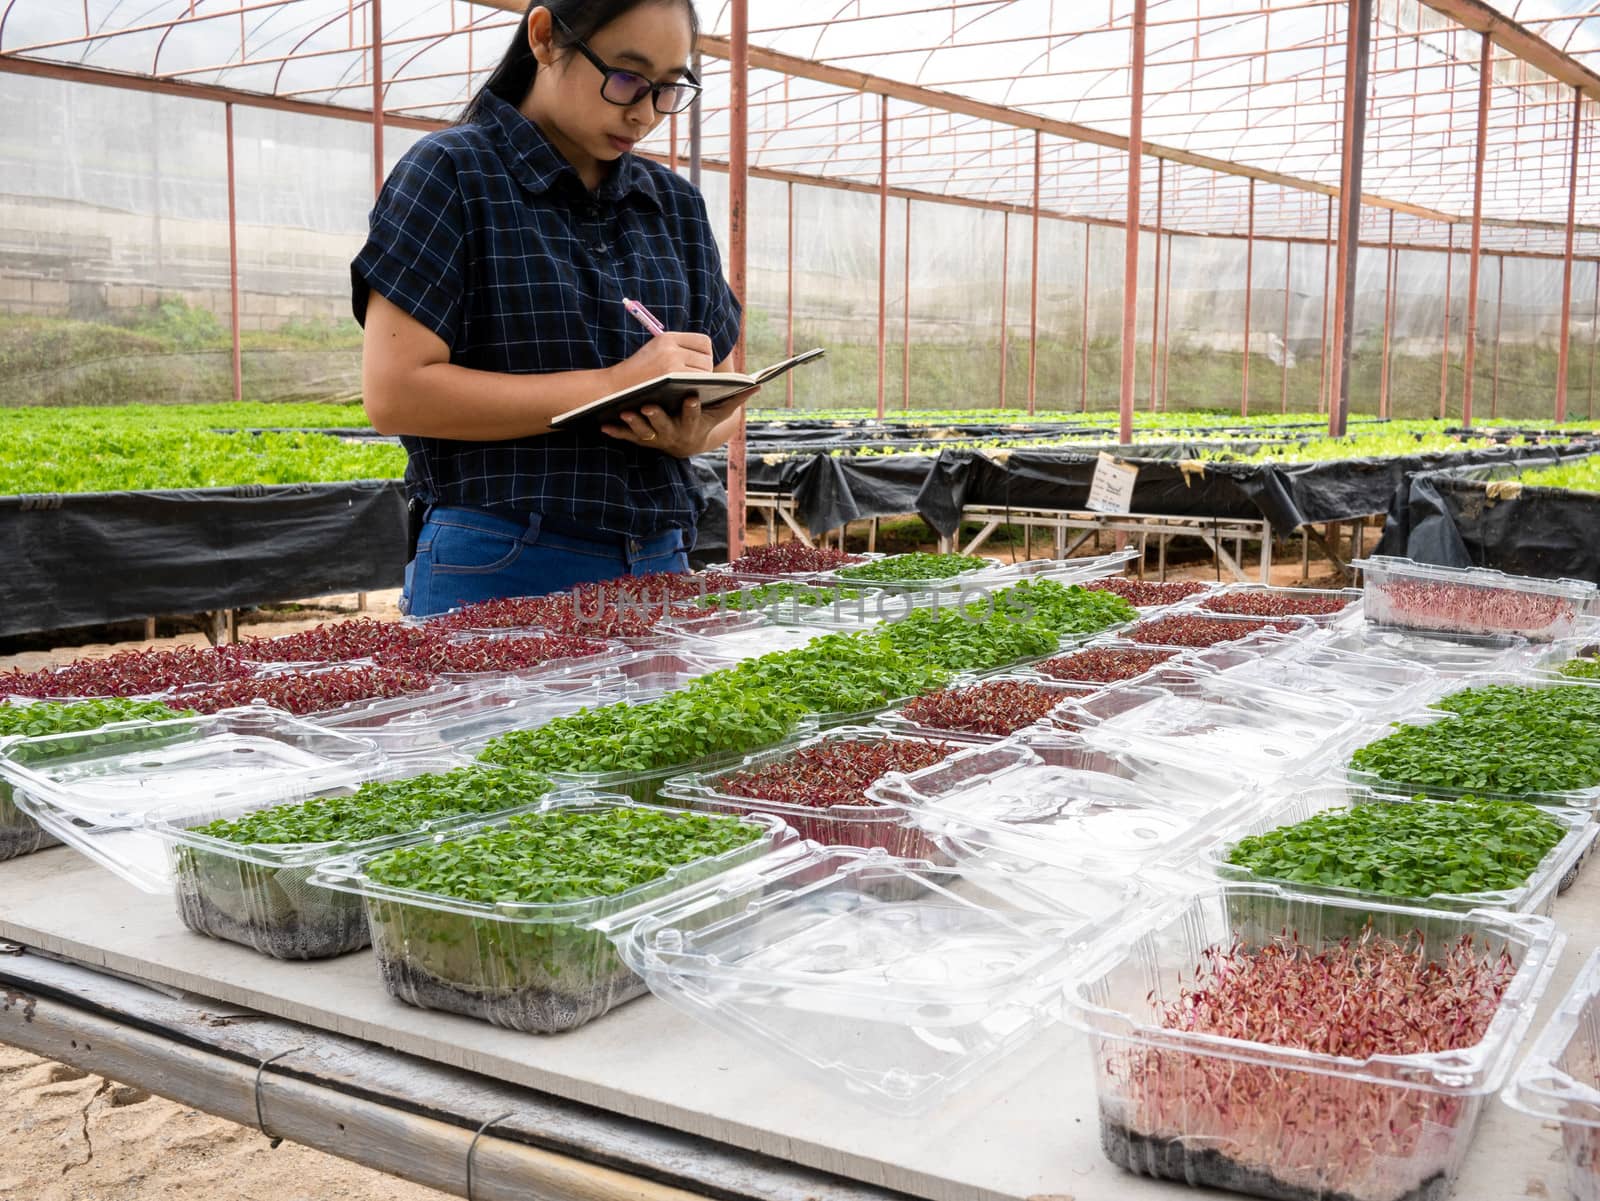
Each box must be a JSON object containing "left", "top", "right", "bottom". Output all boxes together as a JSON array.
[{"left": 461, "top": 0, "right": 699, "bottom": 123}]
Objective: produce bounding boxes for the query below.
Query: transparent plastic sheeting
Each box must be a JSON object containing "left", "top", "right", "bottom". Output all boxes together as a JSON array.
[{"left": 3, "top": 68, "right": 1597, "bottom": 415}]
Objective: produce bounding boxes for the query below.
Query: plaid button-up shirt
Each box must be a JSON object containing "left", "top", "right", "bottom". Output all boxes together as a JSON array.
[{"left": 351, "top": 91, "right": 742, "bottom": 539}]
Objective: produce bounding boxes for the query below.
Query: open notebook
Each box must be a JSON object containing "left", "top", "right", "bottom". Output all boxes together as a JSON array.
[{"left": 549, "top": 347, "right": 825, "bottom": 431}]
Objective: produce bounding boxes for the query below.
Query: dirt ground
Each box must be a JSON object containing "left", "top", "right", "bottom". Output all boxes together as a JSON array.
[
  {"left": 0, "top": 1042, "right": 452, "bottom": 1201},
  {"left": 0, "top": 527, "right": 1361, "bottom": 1195}
]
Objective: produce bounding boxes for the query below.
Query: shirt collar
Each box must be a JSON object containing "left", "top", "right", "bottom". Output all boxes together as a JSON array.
[{"left": 478, "top": 90, "right": 661, "bottom": 211}]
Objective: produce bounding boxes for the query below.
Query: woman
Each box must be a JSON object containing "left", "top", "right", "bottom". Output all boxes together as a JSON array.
[{"left": 352, "top": 0, "right": 745, "bottom": 617}]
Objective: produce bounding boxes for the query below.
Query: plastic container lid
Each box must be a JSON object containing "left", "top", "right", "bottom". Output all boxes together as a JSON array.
[
  {"left": 0, "top": 708, "right": 386, "bottom": 892},
  {"left": 1314, "top": 623, "right": 1536, "bottom": 676},
  {"left": 1503, "top": 948, "right": 1600, "bottom": 1136},
  {"left": 616, "top": 843, "right": 1146, "bottom": 1113},
  {"left": 307, "top": 675, "right": 626, "bottom": 757},
  {"left": 1187, "top": 640, "right": 1445, "bottom": 717},
  {"left": 867, "top": 739, "right": 1244, "bottom": 876},
  {"left": 1065, "top": 669, "right": 1364, "bottom": 780}
]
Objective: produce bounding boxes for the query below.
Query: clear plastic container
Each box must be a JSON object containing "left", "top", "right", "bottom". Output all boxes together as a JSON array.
[
  {"left": 1503, "top": 948, "right": 1600, "bottom": 1201},
  {"left": 1065, "top": 669, "right": 1364, "bottom": 781},
  {"left": 1188, "top": 640, "right": 1445, "bottom": 718},
  {"left": 149, "top": 758, "right": 562, "bottom": 960},
  {"left": 1354, "top": 554, "right": 1595, "bottom": 643},
  {"left": 1315, "top": 623, "right": 1535, "bottom": 677},
  {"left": 308, "top": 675, "right": 626, "bottom": 757},
  {"left": 0, "top": 709, "right": 386, "bottom": 892},
  {"left": 1079, "top": 576, "right": 1225, "bottom": 615},
  {"left": 467, "top": 716, "right": 820, "bottom": 807},
  {"left": 616, "top": 843, "right": 1145, "bottom": 1113},
  {"left": 1202, "top": 783, "right": 1595, "bottom": 916},
  {"left": 669, "top": 621, "right": 823, "bottom": 663},
  {"left": 429, "top": 632, "right": 631, "bottom": 686},
  {"left": 1346, "top": 709, "right": 1600, "bottom": 812},
  {"left": 1067, "top": 884, "right": 1564, "bottom": 1201},
  {"left": 0, "top": 778, "right": 56, "bottom": 861},
  {"left": 1195, "top": 583, "right": 1364, "bottom": 626},
  {"left": 977, "top": 546, "right": 1141, "bottom": 586},
  {"left": 1010, "top": 725, "right": 1247, "bottom": 804},
  {"left": 659, "top": 726, "right": 980, "bottom": 858},
  {"left": 606, "top": 647, "right": 742, "bottom": 701},
  {"left": 1023, "top": 640, "right": 1191, "bottom": 690},
  {"left": 868, "top": 739, "right": 1246, "bottom": 877},
  {"left": 823, "top": 553, "right": 1009, "bottom": 594},
  {"left": 311, "top": 797, "right": 793, "bottom": 1033},
  {"left": 874, "top": 676, "right": 1097, "bottom": 743},
  {"left": 1124, "top": 611, "right": 1316, "bottom": 651}
]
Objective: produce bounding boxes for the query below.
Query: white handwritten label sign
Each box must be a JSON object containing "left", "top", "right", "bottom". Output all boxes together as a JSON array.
[{"left": 1086, "top": 452, "right": 1139, "bottom": 514}]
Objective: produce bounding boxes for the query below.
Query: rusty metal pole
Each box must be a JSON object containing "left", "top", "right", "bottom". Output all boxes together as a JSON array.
[
  {"left": 1161, "top": 232, "right": 1174, "bottom": 412},
  {"left": 1439, "top": 228, "right": 1455, "bottom": 420},
  {"left": 1028, "top": 130, "right": 1041, "bottom": 416},
  {"left": 1242, "top": 177, "right": 1255, "bottom": 418},
  {"left": 785, "top": 180, "right": 795, "bottom": 408},
  {"left": 1149, "top": 159, "right": 1163, "bottom": 412},
  {"left": 1118, "top": 0, "right": 1147, "bottom": 445},
  {"left": 1319, "top": 199, "right": 1333, "bottom": 414},
  {"left": 225, "top": 102, "right": 241, "bottom": 403},
  {"left": 1590, "top": 261, "right": 1599, "bottom": 420},
  {"left": 1460, "top": 33, "right": 1491, "bottom": 430},
  {"left": 1080, "top": 223, "right": 1090, "bottom": 412},
  {"left": 1329, "top": 0, "right": 1372, "bottom": 437},
  {"left": 1492, "top": 256, "right": 1504, "bottom": 418},
  {"left": 876, "top": 94, "right": 888, "bottom": 420},
  {"left": 903, "top": 198, "right": 911, "bottom": 411},
  {"left": 689, "top": 49, "right": 701, "bottom": 188},
  {"left": 1557, "top": 87, "right": 1582, "bottom": 424},
  {"left": 1281, "top": 238, "right": 1292, "bottom": 414},
  {"left": 726, "top": 2, "right": 748, "bottom": 559},
  {"left": 1380, "top": 213, "right": 1395, "bottom": 418},
  {"left": 370, "top": 0, "right": 383, "bottom": 198},
  {"left": 999, "top": 211, "right": 1010, "bottom": 409}
]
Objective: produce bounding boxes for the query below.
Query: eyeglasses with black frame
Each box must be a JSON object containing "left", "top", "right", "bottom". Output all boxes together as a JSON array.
[{"left": 551, "top": 14, "right": 702, "bottom": 115}]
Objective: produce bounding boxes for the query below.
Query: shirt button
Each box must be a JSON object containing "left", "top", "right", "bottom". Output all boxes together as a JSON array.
[{"left": 629, "top": 539, "right": 642, "bottom": 555}]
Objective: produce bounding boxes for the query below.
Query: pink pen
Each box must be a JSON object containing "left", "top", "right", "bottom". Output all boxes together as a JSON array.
[{"left": 622, "top": 296, "right": 667, "bottom": 337}]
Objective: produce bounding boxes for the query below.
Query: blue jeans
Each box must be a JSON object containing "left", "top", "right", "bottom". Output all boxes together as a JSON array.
[{"left": 401, "top": 507, "right": 691, "bottom": 619}]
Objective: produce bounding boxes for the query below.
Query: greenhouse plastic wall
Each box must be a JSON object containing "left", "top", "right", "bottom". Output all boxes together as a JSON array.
[{"left": 0, "top": 4, "right": 1596, "bottom": 418}]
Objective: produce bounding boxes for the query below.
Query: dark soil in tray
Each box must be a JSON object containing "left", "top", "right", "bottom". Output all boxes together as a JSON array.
[
  {"left": 176, "top": 888, "right": 370, "bottom": 960},
  {"left": 1101, "top": 1118, "right": 1450, "bottom": 1201},
  {"left": 376, "top": 951, "right": 645, "bottom": 1033},
  {"left": 0, "top": 821, "right": 54, "bottom": 862}
]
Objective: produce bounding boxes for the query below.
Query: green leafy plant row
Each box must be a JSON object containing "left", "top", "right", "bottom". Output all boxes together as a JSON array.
[
  {"left": 364, "top": 807, "right": 761, "bottom": 904},
  {"left": 1226, "top": 796, "right": 1565, "bottom": 898},
  {"left": 0, "top": 697, "right": 191, "bottom": 739},
  {"left": 879, "top": 606, "right": 1060, "bottom": 672},
  {"left": 724, "top": 631, "right": 953, "bottom": 714},
  {"left": 1349, "top": 714, "right": 1600, "bottom": 796},
  {"left": 835, "top": 552, "right": 991, "bottom": 582},
  {"left": 1431, "top": 683, "right": 1600, "bottom": 726},
  {"left": 478, "top": 675, "right": 809, "bottom": 776},
  {"left": 1516, "top": 457, "right": 1600, "bottom": 494},
  {"left": 695, "top": 582, "right": 863, "bottom": 611},
  {"left": 192, "top": 765, "right": 554, "bottom": 848},
  {"left": 965, "top": 579, "right": 1136, "bottom": 636}
]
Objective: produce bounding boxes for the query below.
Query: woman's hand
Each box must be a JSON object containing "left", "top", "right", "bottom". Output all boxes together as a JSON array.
[
  {"left": 601, "top": 394, "right": 754, "bottom": 457},
  {"left": 609, "top": 331, "right": 715, "bottom": 390}
]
